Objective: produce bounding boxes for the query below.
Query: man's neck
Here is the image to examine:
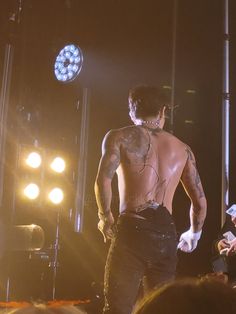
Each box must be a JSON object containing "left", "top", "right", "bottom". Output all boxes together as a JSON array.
[
  {"left": 141, "top": 119, "right": 160, "bottom": 127},
  {"left": 140, "top": 124, "right": 162, "bottom": 133}
]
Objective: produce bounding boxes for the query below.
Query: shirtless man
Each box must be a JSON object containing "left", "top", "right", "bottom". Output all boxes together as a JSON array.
[{"left": 94, "top": 85, "right": 207, "bottom": 314}]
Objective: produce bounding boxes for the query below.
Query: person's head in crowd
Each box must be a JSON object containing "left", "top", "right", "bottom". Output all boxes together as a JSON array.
[
  {"left": 6, "top": 304, "right": 86, "bottom": 314},
  {"left": 134, "top": 278, "right": 236, "bottom": 314}
]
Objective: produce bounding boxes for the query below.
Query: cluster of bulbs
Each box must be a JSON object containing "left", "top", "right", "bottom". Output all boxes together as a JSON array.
[
  {"left": 23, "top": 151, "right": 66, "bottom": 205},
  {"left": 54, "top": 44, "right": 83, "bottom": 82}
]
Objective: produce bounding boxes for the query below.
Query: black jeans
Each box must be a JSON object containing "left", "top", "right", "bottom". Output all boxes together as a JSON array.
[{"left": 103, "top": 206, "right": 178, "bottom": 314}]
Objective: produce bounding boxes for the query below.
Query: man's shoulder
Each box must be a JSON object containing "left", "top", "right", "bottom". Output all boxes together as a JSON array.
[
  {"left": 105, "top": 125, "right": 137, "bottom": 137},
  {"left": 102, "top": 125, "right": 135, "bottom": 146},
  {"left": 105, "top": 126, "right": 189, "bottom": 150},
  {"left": 162, "top": 130, "right": 188, "bottom": 147}
]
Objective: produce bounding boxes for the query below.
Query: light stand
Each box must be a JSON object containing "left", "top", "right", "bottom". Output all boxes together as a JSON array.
[
  {"left": 50, "top": 211, "right": 60, "bottom": 300},
  {"left": 221, "top": 0, "right": 230, "bottom": 226},
  {"left": 169, "top": 0, "right": 178, "bottom": 134}
]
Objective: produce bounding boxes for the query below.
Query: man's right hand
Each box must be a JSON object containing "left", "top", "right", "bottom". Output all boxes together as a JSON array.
[{"left": 97, "top": 211, "right": 115, "bottom": 243}]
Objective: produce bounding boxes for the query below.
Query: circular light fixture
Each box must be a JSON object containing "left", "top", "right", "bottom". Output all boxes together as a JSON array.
[
  {"left": 54, "top": 44, "right": 83, "bottom": 82},
  {"left": 50, "top": 157, "right": 66, "bottom": 173},
  {"left": 25, "top": 152, "right": 42, "bottom": 169},
  {"left": 48, "top": 188, "right": 64, "bottom": 204},
  {"left": 23, "top": 183, "right": 40, "bottom": 200}
]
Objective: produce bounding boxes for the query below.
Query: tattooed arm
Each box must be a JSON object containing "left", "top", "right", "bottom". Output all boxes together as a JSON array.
[
  {"left": 177, "top": 147, "right": 207, "bottom": 252},
  {"left": 94, "top": 130, "right": 120, "bottom": 242},
  {"left": 181, "top": 146, "right": 207, "bottom": 232}
]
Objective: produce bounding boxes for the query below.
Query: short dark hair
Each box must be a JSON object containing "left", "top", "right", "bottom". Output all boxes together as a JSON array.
[
  {"left": 7, "top": 304, "right": 86, "bottom": 314},
  {"left": 128, "top": 85, "right": 168, "bottom": 119},
  {"left": 134, "top": 278, "right": 236, "bottom": 314}
]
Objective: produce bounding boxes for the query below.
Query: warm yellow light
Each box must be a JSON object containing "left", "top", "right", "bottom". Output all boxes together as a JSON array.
[
  {"left": 25, "top": 152, "right": 42, "bottom": 168},
  {"left": 162, "top": 85, "right": 172, "bottom": 90},
  {"left": 186, "top": 89, "right": 196, "bottom": 94},
  {"left": 48, "top": 188, "right": 64, "bottom": 204},
  {"left": 50, "top": 157, "right": 66, "bottom": 173},
  {"left": 23, "top": 183, "right": 40, "bottom": 200}
]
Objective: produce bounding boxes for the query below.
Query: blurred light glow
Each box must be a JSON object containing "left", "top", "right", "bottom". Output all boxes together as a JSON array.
[
  {"left": 25, "top": 152, "right": 42, "bottom": 169},
  {"left": 48, "top": 188, "right": 64, "bottom": 204},
  {"left": 54, "top": 44, "right": 83, "bottom": 82},
  {"left": 23, "top": 183, "right": 40, "bottom": 200},
  {"left": 50, "top": 157, "right": 66, "bottom": 173},
  {"left": 186, "top": 89, "right": 196, "bottom": 94}
]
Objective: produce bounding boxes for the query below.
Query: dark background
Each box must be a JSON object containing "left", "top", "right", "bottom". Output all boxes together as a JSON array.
[{"left": 0, "top": 0, "right": 236, "bottom": 308}]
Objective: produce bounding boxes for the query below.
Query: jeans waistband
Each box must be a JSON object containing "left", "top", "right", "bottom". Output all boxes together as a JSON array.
[
  {"left": 122, "top": 200, "right": 160, "bottom": 214},
  {"left": 118, "top": 205, "right": 175, "bottom": 231}
]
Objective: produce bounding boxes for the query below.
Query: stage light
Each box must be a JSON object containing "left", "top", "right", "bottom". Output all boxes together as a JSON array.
[
  {"left": 48, "top": 188, "right": 64, "bottom": 204},
  {"left": 25, "top": 152, "right": 42, "bottom": 169},
  {"left": 8, "top": 224, "right": 45, "bottom": 251},
  {"left": 54, "top": 44, "right": 83, "bottom": 82},
  {"left": 23, "top": 183, "right": 40, "bottom": 200},
  {"left": 50, "top": 157, "right": 66, "bottom": 173}
]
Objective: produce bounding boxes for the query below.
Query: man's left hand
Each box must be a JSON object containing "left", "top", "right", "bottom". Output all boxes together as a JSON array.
[{"left": 177, "top": 229, "right": 202, "bottom": 253}]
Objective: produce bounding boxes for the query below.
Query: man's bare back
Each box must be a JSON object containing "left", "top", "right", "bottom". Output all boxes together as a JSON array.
[
  {"left": 113, "top": 125, "right": 188, "bottom": 214},
  {"left": 96, "top": 121, "right": 205, "bottom": 223}
]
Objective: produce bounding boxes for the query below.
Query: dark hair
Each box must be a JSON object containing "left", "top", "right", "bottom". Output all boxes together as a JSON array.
[
  {"left": 128, "top": 85, "right": 168, "bottom": 119},
  {"left": 134, "top": 278, "right": 236, "bottom": 314},
  {"left": 7, "top": 304, "right": 86, "bottom": 314}
]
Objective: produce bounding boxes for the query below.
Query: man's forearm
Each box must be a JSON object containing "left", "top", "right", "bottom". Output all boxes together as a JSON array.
[
  {"left": 95, "top": 178, "right": 113, "bottom": 216},
  {"left": 190, "top": 199, "right": 207, "bottom": 232}
]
